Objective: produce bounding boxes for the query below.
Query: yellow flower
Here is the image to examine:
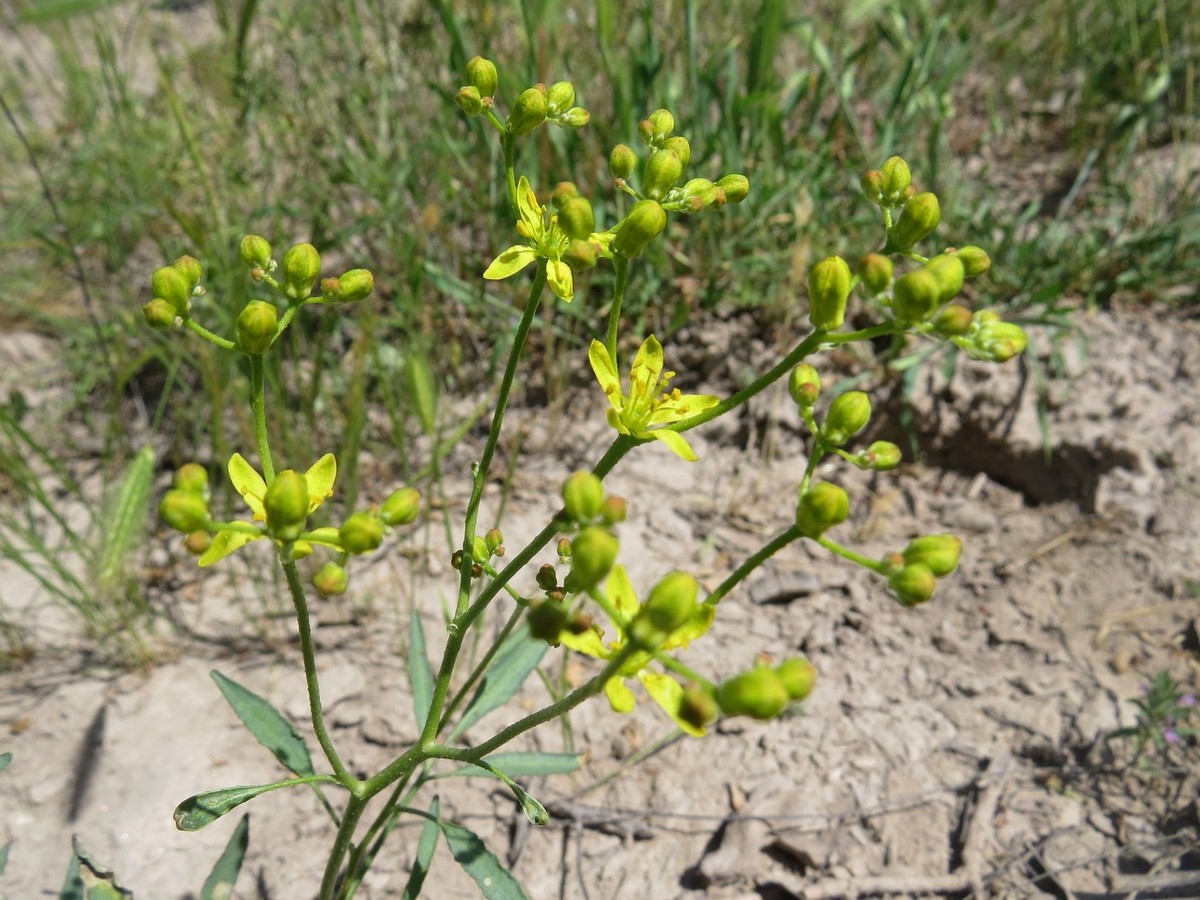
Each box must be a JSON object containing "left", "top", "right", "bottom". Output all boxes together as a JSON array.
[
  {"left": 483, "top": 176, "right": 575, "bottom": 302},
  {"left": 560, "top": 565, "right": 715, "bottom": 736},
  {"left": 588, "top": 335, "right": 719, "bottom": 461},
  {"left": 198, "top": 453, "right": 338, "bottom": 566}
]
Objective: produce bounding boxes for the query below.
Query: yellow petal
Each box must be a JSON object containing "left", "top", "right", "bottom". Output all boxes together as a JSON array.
[
  {"left": 650, "top": 393, "right": 720, "bottom": 425},
  {"left": 605, "top": 677, "right": 636, "bottom": 713},
  {"left": 304, "top": 453, "right": 337, "bottom": 512},
  {"left": 628, "top": 335, "right": 664, "bottom": 406},
  {"left": 651, "top": 428, "right": 699, "bottom": 462},
  {"left": 662, "top": 603, "right": 715, "bottom": 651},
  {"left": 605, "top": 564, "right": 640, "bottom": 620},
  {"left": 483, "top": 245, "right": 539, "bottom": 280},
  {"left": 639, "top": 671, "right": 706, "bottom": 737},
  {"left": 227, "top": 453, "right": 266, "bottom": 520},
  {"left": 198, "top": 528, "right": 264, "bottom": 567},
  {"left": 559, "top": 627, "right": 609, "bottom": 658},
  {"left": 515, "top": 175, "right": 543, "bottom": 237},
  {"left": 588, "top": 340, "right": 623, "bottom": 411}
]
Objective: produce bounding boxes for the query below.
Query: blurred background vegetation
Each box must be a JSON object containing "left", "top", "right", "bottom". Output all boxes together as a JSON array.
[{"left": 0, "top": 0, "right": 1197, "bottom": 661}]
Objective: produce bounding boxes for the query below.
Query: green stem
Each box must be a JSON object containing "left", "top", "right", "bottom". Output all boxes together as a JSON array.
[
  {"left": 817, "top": 535, "right": 889, "bottom": 574},
  {"left": 184, "top": 318, "right": 237, "bottom": 351},
  {"left": 502, "top": 131, "right": 518, "bottom": 213},
  {"left": 704, "top": 524, "right": 804, "bottom": 606},
  {"left": 320, "top": 793, "right": 368, "bottom": 900},
  {"left": 440, "top": 602, "right": 525, "bottom": 728},
  {"left": 249, "top": 354, "right": 275, "bottom": 482},
  {"left": 605, "top": 254, "right": 630, "bottom": 366}
]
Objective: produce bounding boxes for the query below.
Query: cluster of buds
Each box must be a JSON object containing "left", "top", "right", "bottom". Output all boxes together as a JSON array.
[
  {"left": 881, "top": 534, "right": 963, "bottom": 607},
  {"left": 142, "top": 256, "right": 204, "bottom": 329},
  {"left": 455, "top": 56, "right": 589, "bottom": 133},
  {"left": 158, "top": 463, "right": 212, "bottom": 555},
  {"left": 700, "top": 655, "right": 817, "bottom": 723}
]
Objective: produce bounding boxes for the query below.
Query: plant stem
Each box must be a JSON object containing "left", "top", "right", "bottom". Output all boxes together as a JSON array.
[
  {"left": 705, "top": 524, "right": 803, "bottom": 606},
  {"left": 440, "top": 602, "right": 525, "bottom": 727},
  {"left": 184, "top": 318, "right": 237, "bottom": 351},
  {"left": 320, "top": 793, "right": 368, "bottom": 900},
  {"left": 817, "top": 535, "right": 889, "bottom": 574},
  {"left": 606, "top": 254, "right": 630, "bottom": 365},
  {"left": 249, "top": 354, "right": 275, "bottom": 482}
]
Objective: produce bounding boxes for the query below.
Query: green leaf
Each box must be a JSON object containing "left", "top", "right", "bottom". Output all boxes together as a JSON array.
[
  {"left": 1, "top": 840, "right": 9, "bottom": 875},
  {"left": 465, "top": 759, "right": 549, "bottom": 827},
  {"left": 409, "top": 612, "right": 435, "bottom": 732},
  {"left": 211, "top": 670, "right": 314, "bottom": 777},
  {"left": 399, "top": 796, "right": 440, "bottom": 900},
  {"left": 449, "top": 625, "right": 547, "bottom": 740},
  {"left": 21, "top": 0, "right": 124, "bottom": 23},
  {"left": 446, "top": 752, "right": 581, "bottom": 779},
  {"left": 61, "top": 837, "right": 131, "bottom": 899},
  {"left": 175, "top": 782, "right": 300, "bottom": 831},
  {"left": 0, "top": 751, "right": 10, "bottom": 774},
  {"left": 440, "top": 820, "right": 528, "bottom": 899},
  {"left": 200, "top": 813, "right": 250, "bottom": 900}
]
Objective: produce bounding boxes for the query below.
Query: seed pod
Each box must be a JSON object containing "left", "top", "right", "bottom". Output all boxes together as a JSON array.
[
  {"left": 142, "top": 298, "right": 177, "bottom": 330},
  {"left": 506, "top": 86, "right": 548, "bottom": 137},
  {"left": 558, "top": 197, "right": 595, "bottom": 241},
  {"left": 313, "top": 562, "right": 349, "bottom": 597},
  {"left": 546, "top": 81, "right": 575, "bottom": 116},
  {"left": 902, "top": 533, "right": 962, "bottom": 577},
  {"left": 776, "top": 657, "right": 817, "bottom": 701},
  {"left": 240, "top": 235, "right": 272, "bottom": 269},
  {"left": 888, "top": 562, "right": 937, "bottom": 607},
  {"left": 888, "top": 192, "right": 941, "bottom": 251},
  {"left": 808, "top": 256, "right": 852, "bottom": 332},
  {"left": 340, "top": 511, "right": 385, "bottom": 555},
  {"left": 612, "top": 200, "right": 667, "bottom": 258},
  {"left": 643, "top": 148, "right": 683, "bottom": 201},
  {"left": 159, "top": 489, "right": 209, "bottom": 533},
  {"left": 879, "top": 156, "right": 912, "bottom": 206},
  {"left": 795, "top": 482, "right": 850, "bottom": 538},
  {"left": 237, "top": 300, "right": 279, "bottom": 354},
  {"left": 954, "top": 245, "right": 991, "bottom": 278},
  {"left": 924, "top": 254, "right": 965, "bottom": 305},
  {"left": 283, "top": 243, "right": 322, "bottom": 300},
  {"left": 455, "top": 85, "right": 483, "bottom": 116},
  {"left": 858, "top": 253, "right": 893, "bottom": 294},
  {"left": 822, "top": 390, "right": 872, "bottom": 446},
  {"left": 381, "top": 487, "right": 420, "bottom": 526},
  {"left": 932, "top": 303, "right": 973, "bottom": 337},
  {"left": 788, "top": 363, "right": 821, "bottom": 408},
  {"left": 891, "top": 269, "right": 941, "bottom": 323},
  {"left": 609, "top": 144, "right": 637, "bottom": 181},
  {"left": 152, "top": 265, "right": 192, "bottom": 316},
  {"left": 716, "top": 667, "right": 790, "bottom": 720},
  {"left": 716, "top": 174, "right": 750, "bottom": 204},
  {"left": 174, "top": 463, "right": 208, "bottom": 494},
  {"left": 466, "top": 56, "right": 498, "bottom": 99},
  {"left": 564, "top": 525, "right": 618, "bottom": 592},
  {"left": 264, "top": 470, "right": 309, "bottom": 541},
  {"left": 562, "top": 471, "right": 604, "bottom": 523}
]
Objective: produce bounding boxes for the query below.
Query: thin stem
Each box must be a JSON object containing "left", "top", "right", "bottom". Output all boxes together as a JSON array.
[
  {"left": 605, "top": 254, "right": 630, "bottom": 366},
  {"left": 817, "top": 535, "right": 889, "bottom": 574},
  {"left": 184, "top": 318, "right": 237, "bottom": 351},
  {"left": 502, "top": 131, "right": 518, "bottom": 213},
  {"left": 320, "top": 793, "right": 368, "bottom": 900},
  {"left": 440, "top": 602, "right": 525, "bottom": 728},
  {"left": 250, "top": 354, "right": 275, "bottom": 482},
  {"left": 705, "top": 524, "right": 804, "bottom": 606}
]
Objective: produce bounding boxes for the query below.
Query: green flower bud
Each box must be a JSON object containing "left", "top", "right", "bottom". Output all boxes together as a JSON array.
[
  {"left": 558, "top": 197, "right": 595, "bottom": 241},
  {"left": 776, "top": 657, "right": 817, "bottom": 701},
  {"left": 860, "top": 440, "right": 902, "bottom": 471},
  {"left": 564, "top": 525, "right": 618, "bottom": 592},
  {"left": 323, "top": 269, "right": 374, "bottom": 304},
  {"left": 678, "top": 684, "right": 719, "bottom": 730},
  {"left": 888, "top": 562, "right": 937, "bottom": 607},
  {"left": 663, "top": 135, "right": 691, "bottom": 170},
  {"left": 172, "top": 255, "right": 203, "bottom": 289},
  {"left": 142, "top": 298, "right": 177, "bottom": 330},
  {"left": 283, "top": 242, "right": 322, "bottom": 300},
  {"left": 485, "top": 528, "right": 504, "bottom": 555},
  {"left": 455, "top": 85, "right": 483, "bottom": 116},
  {"left": 237, "top": 300, "right": 279, "bottom": 354},
  {"left": 860, "top": 169, "right": 885, "bottom": 204},
  {"left": 643, "top": 148, "right": 683, "bottom": 201},
  {"left": 902, "top": 533, "right": 962, "bottom": 577},
  {"left": 564, "top": 239, "right": 599, "bottom": 270},
  {"left": 340, "top": 511, "right": 385, "bottom": 555},
  {"left": 679, "top": 177, "right": 718, "bottom": 210},
  {"left": 562, "top": 470, "right": 604, "bottom": 523},
  {"left": 823, "top": 390, "right": 872, "bottom": 446},
  {"left": 612, "top": 200, "right": 667, "bottom": 258},
  {"left": 887, "top": 192, "right": 941, "bottom": 251},
  {"left": 932, "top": 303, "right": 973, "bottom": 337},
  {"left": 159, "top": 488, "right": 209, "bottom": 533},
  {"left": 264, "top": 470, "right": 309, "bottom": 541},
  {"left": 954, "top": 245, "right": 991, "bottom": 278},
  {"left": 879, "top": 156, "right": 912, "bottom": 206},
  {"left": 858, "top": 253, "right": 894, "bottom": 294},
  {"left": 716, "top": 174, "right": 750, "bottom": 205},
  {"left": 557, "top": 537, "right": 572, "bottom": 561},
  {"left": 381, "top": 487, "right": 420, "bottom": 526},
  {"left": 795, "top": 482, "right": 849, "bottom": 538},
  {"left": 466, "top": 56, "right": 498, "bottom": 99},
  {"left": 313, "top": 562, "right": 349, "bottom": 597},
  {"left": 551, "top": 182, "right": 579, "bottom": 207},
  {"left": 892, "top": 269, "right": 941, "bottom": 323},
  {"left": 471, "top": 534, "right": 490, "bottom": 563},
  {"left": 787, "top": 363, "right": 821, "bottom": 408},
  {"left": 600, "top": 495, "right": 627, "bottom": 525},
  {"left": 924, "top": 254, "right": 965, "bottom": 305},
  {"left": 609, "top": 144, "right": 637, "bottom": 181},
  {"left": 631, "top": 570, "right": 699, "bottom": 648},
  {"left": 969, "top": 318, "right": 1028, "bottom": 363},
  {"left": 808, "top": 255, "right": 852, "bottom": 332},
  {"left": 546, "top": 81, "right": 575, "bottom": 116},
  {"left": 642, "top": 108, "right": 674, "bottom": 144},
  {"left": 184, "top": 530, "right": 211, "bottom": 555},
  {"left": 558, "top": 106, "right": 591, "bottom": 128},
  {"left": 506, "top": 86, "right": 548, "bottom": 137},
  {"left": 174, "top": 463, "right": 208, "bottom": 494},
  {"left": 152, "top": 265, "right": 192, "bottom": 316},
  {"left": 716, "top": 667, "right": 790, "bottom": 720},
  {"left": 239, "top": 235, "right": 272, "bottom": 269},
  {"left": 527, "top": 599, "right": 570, "bottom": 644},
  {"left": 536, "top": 563, "right": 558, "bottom": 591}
]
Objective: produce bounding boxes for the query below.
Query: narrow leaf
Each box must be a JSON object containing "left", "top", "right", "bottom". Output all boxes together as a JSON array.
[
  {"left": 0, "top": 751, "right": 10, "bottom": 774},
  {"left": 440, "top": 820, "right": 529, "bottom": 900},
  {"left": 450, "top": 625, "right": 547, "bottom": 740},
  {"left": 211, "top": 670, "right": 314, "bottom": 776},
  {"left": 409, "top": 612, "right": 435, "bottom": 731},
  {"left": 200, "top": 813, "right": 250, "bottom": 900},
  {"left": 65, "top": 837, "right": 131, "bottom": 898},
  {"left": 446, "top": 752, "right": 581, "bottom": 779},
  {"left": 399, "top": 796, "right": 440, "bottom": 900},
  {"left": 0, "top": 841, "right": 9, "bottom": 875},
  {"left": 175, "top": 781, "right": 304, "bottom": 831},
  {"left": 467, "top": 759, "right": 549, "bottom": 827}
]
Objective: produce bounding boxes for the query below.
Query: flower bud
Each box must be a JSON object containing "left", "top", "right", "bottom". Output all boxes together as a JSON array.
[
  {"left": 924, "top": 254, "right": 965, "bottom": 305},
  {"left": 323, "top": 269, "right": 374, "bottom": 304},
  {"left": 152, "top": 265, "right": 192, "bottom": 316},
  {"left": 455, "top": 86, "right": 483, "bottom": 116},
  {"left": 240, "top": 235, "right": 272, "bottom": 269},
  {"left": 264, "top": 470, "right": 309, "bottom": 541},
  {"left": 612, "top": 200, "right": 667, "bottom": 258},
  {"left": 808, "top": 255, "right": 852, "bottom": 332},
  {"left": 969, "top": 319, "right": 1028, "bottom": 363},
  {"left": 558, "top": 197, "right": 595, "bottom": 241},
  {"left": 159, "top": 489, "right": 209, "bottom": 533},
  {"left": 340, "top": 511, "right": 385, "bottom": 555},
  {"left": 662, "top": 135, "right": 691, "bottom": 171},
  {"left": 506, "top": 86, "right": 548, "bottom": 137},
  {"left": 600, "top": 495, "right": 627, "bottom": 525},
  {"left": 776, "top": 657, "right": 817, "bottom": 701},
  {"left": 823, "top": 390, "right": 871, "bottom": 446},
  {"left": 679, "top": 177, "right": 718, "bottom": 210},
  {"left": 283, "top": 242, "right": 322, "bottom": 300},
  {"left": 381, "top": 487, "right": 420, "bottom": 526},
  {"left": 546, "top": 81, "right": 575, "bottom": 116},
  {"left": 174, "top": 462, "right": 208, "bottom": 494},
  {"left": 860, "top": 169, "right": 885, "bottom": 204},
  {"left": 891, "top": 269, "right": 941, "bottom": 323},
  {"left": 860, "top": 440, "right": 902, "bottom": 471},
  {"left": 678, "top": 685, "right": 719, "bottom": 730},
  {"left": 173, "top": 255, "right": 203, "bottom": 290},
  {"left": 184, "top": 530, "right": 211, "bottom": 555},
  {"left": 562, "top": 470, "right": 604, "bottom": 523},
  {"left": 887, "top": 192, "right": 941, "bottom": 250},
  {"left": 564, "top": 239, "right": 599, "bottom": 270},
  {"left": 472, "top": 534, "right": 490, "bottom": 563},
  {"left": 466, "top": 56, "right": 498, "bottom": 99},
  {"left": 643, "top": 148, "right": 683, "bottom": 201},
  {"left": 558, "top": 107, "right": 591, "bottom": 128},
  {"left": 143, "top": 298, "right": 177, "bottom": 329},
  {"left": 557, "top": 537, "right": 572, "bottom": 561},
  {"left": 902, "top": 533, "right": 962, "bottom": 577},
  {"left": 564, "top": 525, "right": 618, "bottom": 592},
  {"left": 536, "top": 564, "right": 558, "bottom": 591},
  {"left": 879, "top": 156, "right": 912, "bottom": 206},
  {"left": 551, "top": 182, "right": 579, "bottom": 207},
  {"left": 795, "top": 482, "right": 849, "bottom": 538},
  {"left": 788, "top": 363, "right": 821, "bottom": 408},
  {"left": 609, "top": 144, "right": 637, "bottom": 181},
  {"left": 716, "top": 174, "right": 750, "bottom": 204},
  {"left": 716, "top": 667, "right": 790, "bottom": 720},
  {"left": 932, "top": 303, "right": 973, "bottom": 337},
  {"left": 313, "top": 562, "right": 349, "bottom": 597},
  {"left": 858, "top": 253, "right": 893, "bottom": 294},
  {"left": 888, "top": 562, "right": 937, "bottom": 607},
  {"left": 527, "top": 599, "right": 569, "bottom": 644},
  {"left": 642, "top": 108, "right": 674, "bottom": 145},
  {"left": 954, "top": 245, "right": 991, "bottom": 278},
  {"left": 237, "top": 300, "right": 279, "bottom": 354},
  {"left": 631, "top": 571, "right": 698, "bottom": 648}
]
